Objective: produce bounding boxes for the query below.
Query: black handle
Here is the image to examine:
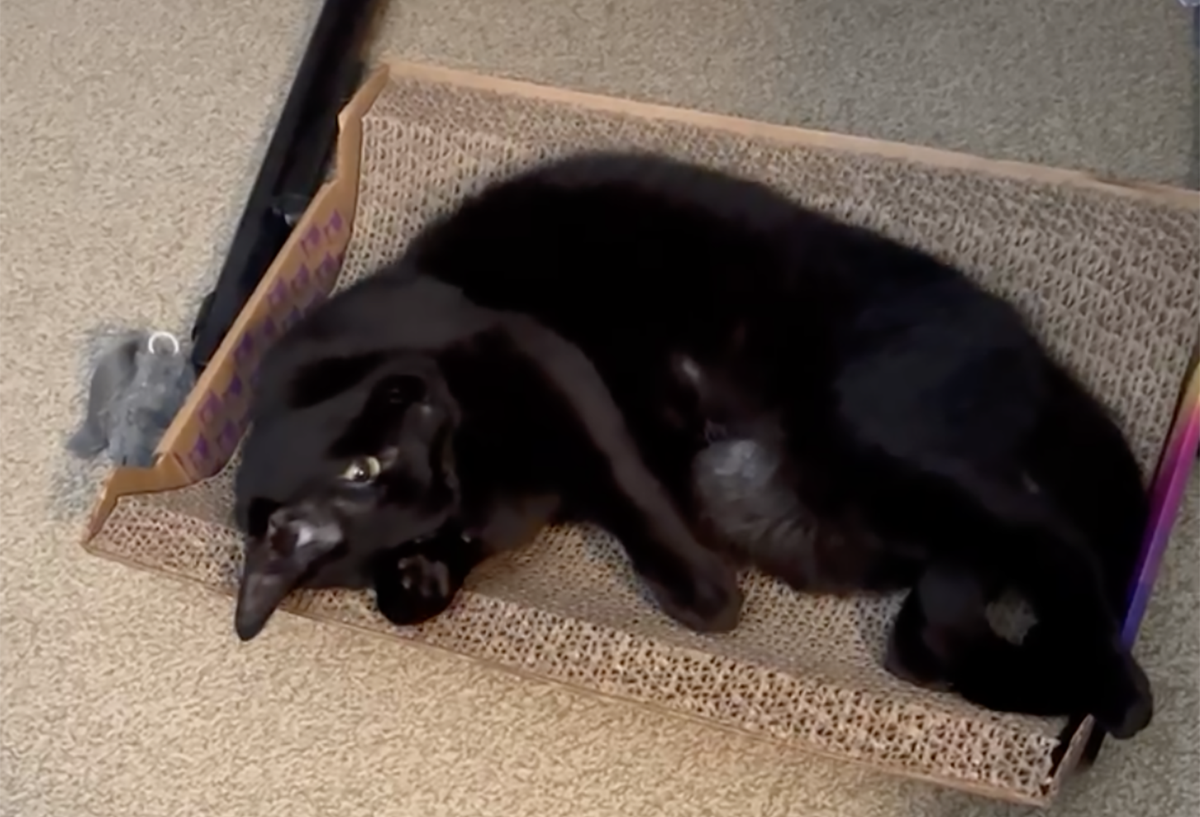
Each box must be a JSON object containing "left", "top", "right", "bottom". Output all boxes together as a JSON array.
[{"left": 189, "top": 0, "right": 385, "bottom": 372}]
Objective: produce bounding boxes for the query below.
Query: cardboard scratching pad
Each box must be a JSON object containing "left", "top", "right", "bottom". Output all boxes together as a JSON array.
[{"left": 84, "top": 63, "right": 1200, "bottom": 805}]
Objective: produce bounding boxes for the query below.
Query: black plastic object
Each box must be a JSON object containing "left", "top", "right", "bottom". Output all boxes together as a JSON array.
[{"left": 189, "top": 0, "right": 386, "bottom": 372}]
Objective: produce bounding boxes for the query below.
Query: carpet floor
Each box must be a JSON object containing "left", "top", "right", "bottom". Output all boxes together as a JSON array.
[{"left": 1, "top": 1, "right": 1196, "bottom": 815}]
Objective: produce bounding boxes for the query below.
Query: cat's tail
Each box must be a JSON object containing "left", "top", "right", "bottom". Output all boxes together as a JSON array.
[{"left": 1025, "top": 362, "right": 1149, "bottom": 615}]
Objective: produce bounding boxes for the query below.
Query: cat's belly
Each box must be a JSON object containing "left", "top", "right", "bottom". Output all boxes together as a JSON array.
[
  {"left": 691, "top": 437, "right": 916, "bottom": 593},
  {"left": 692, "top": 438, "right": 803, "bottom": 555}
]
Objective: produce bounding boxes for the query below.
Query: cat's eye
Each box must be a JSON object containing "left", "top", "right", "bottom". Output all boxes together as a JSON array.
[{"left": 340, "top": 456, "right": 382, "bottom": 483}]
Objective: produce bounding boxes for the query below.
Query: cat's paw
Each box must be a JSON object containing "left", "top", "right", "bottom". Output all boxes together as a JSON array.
[
  {"left": 644, "top": 552, "right": 743, "bottom": 634},
  {"left": 1020, "top": 625, "right": 1154, "bottom": 739},
  {"left": 396, "top": 554, "right": 453, "bottom": 597},
  {"left": 1084, "top": 643, "right": 1154, "bottom": 740},
  {"left": 883, "top": 617, "right": 954, "bottom": 691},
  {"left": 883, "top": 645, "right": 953, "bottom": 692},
  {"left": 916, "top": 564, "right": 988, "bottom": 631},
  {"left": 885, "top": 569, "right": 996, "bottom": 692},
  {"left": 1097, "top": 653, "right": 1153, "bottom": 739},
  {"left": 373, "top": 553, "right": 457, "bottom": 626}
]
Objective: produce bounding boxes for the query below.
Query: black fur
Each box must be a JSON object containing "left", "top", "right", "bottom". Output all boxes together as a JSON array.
[
  {"left": 395, "top": 150, "right": 1152, "bottom": 738},
  {"left": 232, "top": 274, "right": 741, "bottom": 642}
]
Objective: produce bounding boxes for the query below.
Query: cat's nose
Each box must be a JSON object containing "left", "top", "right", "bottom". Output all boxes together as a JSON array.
[
  {"left": 264, "top": 518, "right": 288, "bottom": 552},
  {"left": 265, "top": 511, "right": 300, "bottom": 555},
  {"left": 267, "top": 510, "right": 342, "bottom": 555}
]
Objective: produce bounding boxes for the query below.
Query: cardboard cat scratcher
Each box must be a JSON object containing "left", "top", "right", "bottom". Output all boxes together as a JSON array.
[{"left": 82, "top": 63, "right": 1200, "bottom": 806}]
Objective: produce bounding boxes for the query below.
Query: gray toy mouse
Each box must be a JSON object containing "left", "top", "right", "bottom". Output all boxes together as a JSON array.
[{"left": 68, "top": 330, "right": 196, "bottom": 467}]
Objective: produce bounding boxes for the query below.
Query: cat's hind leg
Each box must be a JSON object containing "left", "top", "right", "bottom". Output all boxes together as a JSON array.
[
  {"left": 864, "top": 462, "right": 1152, "bottom": 738},
  {"left": 884, "top": 562, "right": 995, "bottom": 691},
  {"left": 833, "top": 315, "right": 1150, "bottom": 737},
  {"left": 886, "top": 577, "right": 1086, "bottom": 718},
  {"left": 883, "top": 560, "right": 1093, "bottom": 720}
]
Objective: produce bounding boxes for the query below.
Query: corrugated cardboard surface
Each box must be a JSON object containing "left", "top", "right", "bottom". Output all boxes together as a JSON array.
[{"left": 83, "top": 63, "right": 1200, "bottom": 806}]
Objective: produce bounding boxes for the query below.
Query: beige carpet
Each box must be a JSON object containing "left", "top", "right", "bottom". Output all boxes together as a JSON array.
[{"left": 1, "top": 1, "right": 1196, "bottom": 815}]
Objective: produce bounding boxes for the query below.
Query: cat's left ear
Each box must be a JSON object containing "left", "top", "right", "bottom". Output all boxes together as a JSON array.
[{"left": 234, "top": 505, "right": 342, "bottom": 641}]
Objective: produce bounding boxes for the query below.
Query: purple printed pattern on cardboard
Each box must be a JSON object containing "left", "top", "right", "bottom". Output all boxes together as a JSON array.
[
  {"left": 186, "top": 434, "right": 211, "bottom": 476},
  {"left": 181, "top": 209, "right": 347, "bottom": 477}
]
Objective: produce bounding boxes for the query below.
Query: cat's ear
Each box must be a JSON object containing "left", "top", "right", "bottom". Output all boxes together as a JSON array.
[
  {"left": 287, "top": 352, "right": 387, "bottom": 408},
  {"left": 234, "top": 505, "right": 343, "bottom": 641}
]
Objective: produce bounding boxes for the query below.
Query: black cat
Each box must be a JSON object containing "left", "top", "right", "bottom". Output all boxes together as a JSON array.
[
  {"left": 386, "top": 151, "right": 1152, "bottom": 738},
  {"left": 232, "top": 274, "right": 742, "bottom": 643}
]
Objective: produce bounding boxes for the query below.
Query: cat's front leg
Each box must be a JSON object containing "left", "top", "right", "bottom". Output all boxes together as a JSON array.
[
  {"left": 500, "top": 312, "right": 744, "bottom": 632},
  {"left": 637, "top": 545, "right": 743, "bottom": 634},
  {"left": 582, "top": 450, "right": 745, "bottom": 633},
  {"left": 591, "top": 486, "right": 744, "bottom": 633}
]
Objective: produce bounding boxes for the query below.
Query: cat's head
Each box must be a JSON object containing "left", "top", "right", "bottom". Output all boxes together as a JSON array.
[{"left": 232, "top": 351, "right": 461, "bottom": 641}]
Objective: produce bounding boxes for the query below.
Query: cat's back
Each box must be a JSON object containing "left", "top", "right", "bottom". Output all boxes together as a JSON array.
[
  {"left": 411, "top": 151, "right": 980, "bottom": 319},
  {"left": 512, "top": 151, "right": 800, "bottom": 227},
  {"left": 407, "top": 152, "right": 807, "bottom": 322}
]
